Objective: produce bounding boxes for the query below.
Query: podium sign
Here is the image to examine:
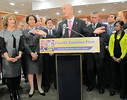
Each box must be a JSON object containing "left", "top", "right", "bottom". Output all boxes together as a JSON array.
[{"left": 40, "top": 37, "right": 100, "bottom": 53}]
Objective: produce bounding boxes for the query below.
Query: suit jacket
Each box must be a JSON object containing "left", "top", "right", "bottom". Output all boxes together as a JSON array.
[
  {"left": 45, "top": 28, "right": 57, "bottom": 38},
  {"left": 36, "top": 26, "right": 48, "bottom": 33},
  {"left": 56, "top": 17, "right": 91, "bottom": 38},
  {"left": 52, "top": 28, "right": 58, "bottom": 35},
  {"left": 87, "top": 22, "right": 107, "bottom": 58},
  {"left": 22, "top": 29, "right": 43, "bottom": 54},
  {"left": 46, "top": 28, "right": 57, "bottom": 38},
  {"left": 123, "top": 23, "right": 127, "bottom": 30}
]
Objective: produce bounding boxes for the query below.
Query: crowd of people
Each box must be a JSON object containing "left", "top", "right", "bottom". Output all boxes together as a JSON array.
[{"left": 0, "top": 3, "right": 127, "bottom": 100}]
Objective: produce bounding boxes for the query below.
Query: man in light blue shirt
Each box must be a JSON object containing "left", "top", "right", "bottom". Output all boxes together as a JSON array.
[
  {"left": 104, "top": 14, "right": 116, "bottom": 89},
  {"left": 105, "top": 14, "right": 116, "bottom": 48}
]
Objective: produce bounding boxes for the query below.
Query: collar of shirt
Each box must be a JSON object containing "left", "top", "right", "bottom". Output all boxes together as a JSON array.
[
  {"left": 92, "top": 22, "right": 98, "bottom": 28},
  {"left": 6, "top": 28, "right": 17, "bottom": 38},
  {"left": 107, "top": 22, "right": 115, "bottom": 27},
  {"left": 28, "top": 27, "right": 36, "bottom": 35},
  {"left": 48, "top": 29, "right": 53, "bottom": 35},
  {"left": 67, "top": 16, "right": 75, "bottom": 26},
  {"left": 6, "top": 28, "right": 16, "bottom": 32},
  {"left": 28, "top": 26, "right": 36, "bottom": 31},
  {"left": 35, "top": 26, "right": 41, "bottom": 29}
]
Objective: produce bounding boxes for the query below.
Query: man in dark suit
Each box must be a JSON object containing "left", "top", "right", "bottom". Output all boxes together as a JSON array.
[
  {"left": 86, "top": 11, "right": 107, "bottom": 94},
  {"left": 42, "top": 18, "right": 57, "bottom": 92},
  {"left": 34, "top": 3, "right": 106, "bottom": 37},
  {"left": 55, "top": 4, "right": 106, "bottom": 38}
]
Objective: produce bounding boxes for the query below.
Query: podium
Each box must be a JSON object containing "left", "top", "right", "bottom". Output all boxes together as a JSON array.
[
  {"left": 56, "top": 54, "right": 83, "bottom": 100},
  {"left": 40, "top": 37, "right": 100, "bottom": 100}
]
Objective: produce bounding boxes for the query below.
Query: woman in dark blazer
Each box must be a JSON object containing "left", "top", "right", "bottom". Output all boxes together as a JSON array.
[
  {"left": 22, "top": 15, "right": 45, "bottom": 98},
  {"left": 0, "top": 14, "right": 22, "bottom": 100}
]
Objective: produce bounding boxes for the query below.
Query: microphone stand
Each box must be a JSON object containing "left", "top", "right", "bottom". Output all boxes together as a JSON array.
[{"left": 66, "top": 27, "right": 84, "bottom": 37}]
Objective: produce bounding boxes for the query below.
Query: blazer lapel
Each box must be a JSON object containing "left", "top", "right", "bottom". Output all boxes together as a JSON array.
[
  {"left": 64, "top": 19, "right": 69, "bottom": 38},
  {"left": 96, "top": 22, "right": 101, "bottom": 28},
  {"left": 95, "top": 22, "right": 101, "bottom": 36}
]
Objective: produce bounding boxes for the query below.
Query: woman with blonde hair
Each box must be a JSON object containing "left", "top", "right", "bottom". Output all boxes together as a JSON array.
[{"left": 0, "top": 14, "right": 22, "bottom": 100}]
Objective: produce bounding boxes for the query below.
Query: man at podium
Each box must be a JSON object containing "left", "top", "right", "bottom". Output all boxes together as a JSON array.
[
  {"left": 34, "top": 3, "right": 106, "bottom": 38},
  {"left": 34, "top": 3, "right": 106, "bottom": 100}
]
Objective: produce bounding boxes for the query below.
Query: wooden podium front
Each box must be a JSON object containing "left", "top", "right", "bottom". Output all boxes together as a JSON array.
[{"left": 56, "top": 54, "right": 83, "bottom": 100}]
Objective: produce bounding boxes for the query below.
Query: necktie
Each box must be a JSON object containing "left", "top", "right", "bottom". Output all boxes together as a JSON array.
[
  {"left": 49, "top": 30, "right": 51, "bottom": 35},
  {"left": 92, "top": 24, "right": 96, "bottom": 30},
  {"left": 92, "top": 24, "right": 96, "bottom": 36},
  {"left": 109, "top": 25, "right": 112, "bottom": 30},
  {"left": 68, "top": 20, "right": 72, "bottom": 37}
]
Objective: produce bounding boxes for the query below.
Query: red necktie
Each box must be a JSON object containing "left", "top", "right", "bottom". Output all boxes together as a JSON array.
[{"left": 68, "top": 20, "right": 72, "bottom": 38}]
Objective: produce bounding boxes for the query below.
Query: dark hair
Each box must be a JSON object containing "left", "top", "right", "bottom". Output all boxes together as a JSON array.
[
  {"left": 45, "top": 18, "right": 53, "bottom": 25},
  {"left": 91, "top": 11, "right": 99, "bottom": 15},
  {"left": 108, "top": 14, "right": 116, "bottom": 20},
  {"left": 26, "top": 15, "right": 37, "bottom": 24},
  {"left": 114, "top": 21, "right": 124, "bottom": 27}
]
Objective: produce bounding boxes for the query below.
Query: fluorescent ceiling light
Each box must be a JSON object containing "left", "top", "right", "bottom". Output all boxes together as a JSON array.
[
  {"left": 21, "top": 4, "right": 24, "bottom": 6},
  {"left": 36, "top": 15, "right": 39, "bottom": 17},
  {"left": 78, "top": 10, "right": 82, "bottom": 13},
  {"left": 122, "top": 0, "right": 126, "bottom": 3},
  {"left": 56, "top": 12, "right": 60, "bottom": 15},
  {"left": 102, "top": 9, "right": 105, "bottom": 11},
  {"left": 10, "top": 3, "right": 15, "bottom": 6},
  {"left": 14, "top": 11, "right": 18, "bottom": 14},
  {"left": 32, "top": 0, "right": 125, "bottom": 10}
]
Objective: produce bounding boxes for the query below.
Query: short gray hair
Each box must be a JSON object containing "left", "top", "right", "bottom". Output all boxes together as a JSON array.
[{"left": 91, "top": 11, "right": 99, "bottom": 15}]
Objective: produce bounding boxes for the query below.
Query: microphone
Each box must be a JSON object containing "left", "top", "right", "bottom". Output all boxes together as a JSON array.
[
  {"left": 65, "top": 27, "right": 84, "bottom": 37},
  {"left": 62, "top": 24, "right": 66, "bottom": 36}
]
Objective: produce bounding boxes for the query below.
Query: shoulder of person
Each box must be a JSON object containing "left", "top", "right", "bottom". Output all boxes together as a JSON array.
[
  {"left": 75, "top": 17, "right": 83, "bottom": 22},
  {"left": 22, "top": 29, "right": 29, "bottom": 36},
  {"left": 110, "top": 31, "right": 116, "bottom": 38},
  {"left": 97, "top": 22, "right": 105, "bottom": 26},
  {"left": 53, "top": 28, "right": 57, "bottom": 31},
  {"left": 87, "top": 23, "right": 92, "bottom": 28},
  {"left": 60, "top": 20, "right": 66, "bottom": 25},
  {"left": 39, "top": 26, "right": 46, "bottom": 30},
  {"left": 124, "top": 23, "right": 127, "bottom": 25},
  {"left": 109, "top": 34, "right": 115, "bottom": 40},
  {"left": 15, "top": 29, "right": 21, "bottom": 32},
  {"left": 15, "top": 29, "right": 22, "bottom": 36},
  {"left": 112, "top": 31, "right": 116, "bottom": 34},
  {"left": 0, "top": 29, "right": 6, "bottom": 37},
  {"left": 22, "top": 29, "right": 29, "bottom": 33},
  {"left": 0, "top": 29, "right": 5, "bottom": 33},
  {"left": 57, "top": 20, "right": 66, "bottom": 29},
  {"left": 124, "top": 29, "right": 127, "bottom": 33}
]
